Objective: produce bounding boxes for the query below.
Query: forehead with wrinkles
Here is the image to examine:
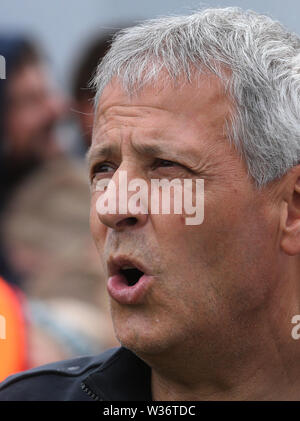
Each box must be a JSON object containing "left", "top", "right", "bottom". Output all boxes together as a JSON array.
[{"left": 92, "top": 73, "right": 233, "bottom": 137}]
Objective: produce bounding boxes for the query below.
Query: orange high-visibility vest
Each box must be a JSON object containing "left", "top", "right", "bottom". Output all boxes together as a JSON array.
[{"left": 0, "top": 276, "right": 27, "bottom": 382}]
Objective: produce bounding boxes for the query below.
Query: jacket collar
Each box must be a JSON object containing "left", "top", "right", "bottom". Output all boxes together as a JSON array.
[{"left": 82, "top": 347, "right": 152, "bottom": 401}]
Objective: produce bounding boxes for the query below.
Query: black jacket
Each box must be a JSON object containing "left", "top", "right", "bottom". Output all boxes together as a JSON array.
[{"left": 0, "top": 347, "right": 152, "bottom": 401}]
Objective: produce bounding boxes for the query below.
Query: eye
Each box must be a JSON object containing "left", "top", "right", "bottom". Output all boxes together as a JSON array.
[
  {"left": 91, "top": 162, "right": 115, "bottom": 174},
  {"left": 152, "top": 158, "right": 178, "bottom": 169},
  {"left": 90, "top": 162, "right": 116, "bottom": 184}
]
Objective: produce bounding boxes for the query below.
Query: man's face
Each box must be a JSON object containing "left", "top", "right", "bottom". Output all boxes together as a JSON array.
[
  {"left": 5, "top": 63, "right": 66, "bottom": 161},
  {"left": 89, "top": 74, "right": 281, "bottom": 358}
]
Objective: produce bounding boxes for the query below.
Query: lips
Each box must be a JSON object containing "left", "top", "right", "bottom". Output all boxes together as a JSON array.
[{"left": 107, "top": 256, "right": 154, "bottom": 304}]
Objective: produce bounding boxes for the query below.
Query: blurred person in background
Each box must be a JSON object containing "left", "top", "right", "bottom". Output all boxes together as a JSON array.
[
  {"left": 3, "top": 158, "right": 105, "bottom": 307},
  {"left": 0, "top": 158, "right": 117, "bottom": 380},
  {"left": 0, "top": 35, "right": 67, "bottom": 284},
  {"left": 0, "top": 35, "right": 117, "bottom": 378},
  {"left": 0, "top": 35, "right": 67, "bottom": 211}
]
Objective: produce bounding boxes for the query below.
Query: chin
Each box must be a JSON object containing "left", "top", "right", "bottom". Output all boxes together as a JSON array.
[
  {"left": 117, "top": 333, "right": 172, "bottom": 359},
  {"left": 111, "top": 308, "right": 174, "bottom": 357}
]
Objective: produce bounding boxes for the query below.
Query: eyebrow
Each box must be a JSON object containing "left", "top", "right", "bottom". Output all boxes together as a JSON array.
[
  {"left": 86, "top": 141, "right": 183, "bottom": 167},
  {"left": 86, "top": 143, "right": 119, "bottom": 166}
]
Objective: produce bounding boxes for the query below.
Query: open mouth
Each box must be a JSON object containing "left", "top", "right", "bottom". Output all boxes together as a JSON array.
[
  {"left": 107, "top": 258, "right": 153, "bottom": 304},
  {"left": 120, "top": 267, "right": 144, "bottom": 287}
]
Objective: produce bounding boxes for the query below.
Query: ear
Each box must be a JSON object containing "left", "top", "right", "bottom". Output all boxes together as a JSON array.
[{"left": 280, "top": 169, "right": 300, "bottom": 256}]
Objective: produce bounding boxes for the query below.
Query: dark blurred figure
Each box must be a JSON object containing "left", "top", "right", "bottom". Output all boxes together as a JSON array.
[
  {"left": 0, "top": 36, "right": 67, "bottom": 283},
  {"left": 72, "top": 31, "right": 118, "bottom": 152},
  {"left": 0, "top": 36, "right": 66, "bottom": 210}
]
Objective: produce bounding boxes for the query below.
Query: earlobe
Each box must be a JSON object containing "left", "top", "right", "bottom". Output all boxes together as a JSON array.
[{"left": 280, "top": 177, "right": 300, "bottom": 256}]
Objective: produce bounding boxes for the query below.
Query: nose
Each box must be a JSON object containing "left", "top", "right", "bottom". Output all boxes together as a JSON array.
[{"left": 96, "top": 169, "right": 148, "bottom": 231}]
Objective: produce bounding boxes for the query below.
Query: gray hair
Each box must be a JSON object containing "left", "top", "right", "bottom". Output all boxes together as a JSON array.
[{"left": 92, "top": 7, "right": 300, "bottom": 187}]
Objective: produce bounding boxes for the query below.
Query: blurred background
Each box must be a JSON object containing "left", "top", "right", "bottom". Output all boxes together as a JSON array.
[{"left": 0, "top": 0, "right": 299, "bottom": 380}]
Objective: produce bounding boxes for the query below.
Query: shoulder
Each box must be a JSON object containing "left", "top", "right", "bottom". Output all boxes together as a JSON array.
[{"left": 0, "top": 347, "right": 119, "bottom": 401}]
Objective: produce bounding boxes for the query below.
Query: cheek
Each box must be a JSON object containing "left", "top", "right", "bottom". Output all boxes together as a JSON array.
[
  {"left": 150, "top": 214, "right": 205, "bottom": 286},
  {"left": 6, "top": 110, "right": 41, "bottom": 144},
  {"left": 5, "top": 111, "right": 25, "bottom": 140}
]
